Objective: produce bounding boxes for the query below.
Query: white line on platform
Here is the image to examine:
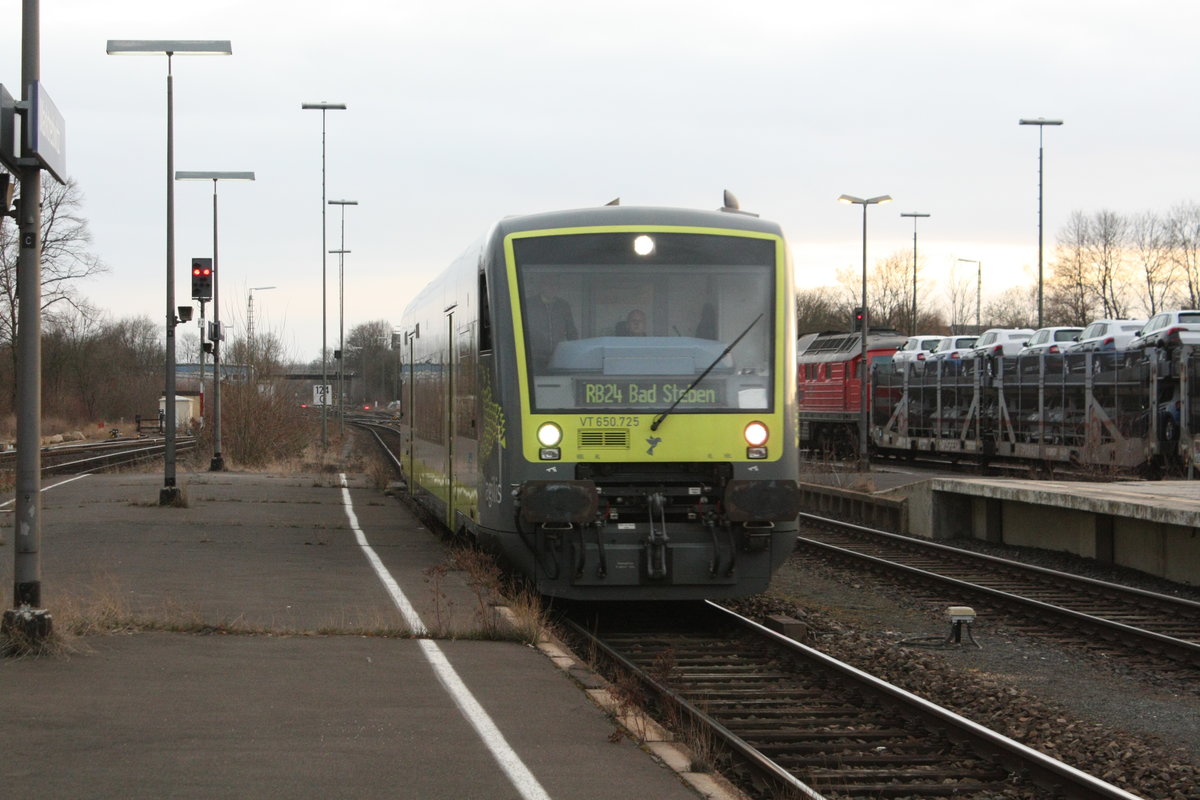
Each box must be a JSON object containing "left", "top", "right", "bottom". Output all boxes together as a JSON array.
[
  {"left": 339, "top": 474, "right": 552, "bottom": 800},
  {"left": 0, "top": 474, "right": 91, "bottom": 509}
]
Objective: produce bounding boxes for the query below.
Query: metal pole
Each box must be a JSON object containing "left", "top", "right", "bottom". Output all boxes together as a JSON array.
[
  {"left": 162, "top": 54, "right": 180, "bottom": 503},
  {"left": 320, "top": 109, "right": 328, "bottom": 447},
  {"left": 11, "top": 0, "right": 46, "bottom": 623},
  {"left": 198, "top": 302, "right": 206, "bottom": 418},
  {"left": 859, "top": 203, "right": 870, "bottom": 470},
  {"left": 900, "top": 212, "right": 930, "bottom": 336},
  {"left": 1037, "top": 131, "right": 1045, "bottom": 328},
  {"left": 911, "top": 226, "right": 917, "bottom": 335},
  {"left": 302, "top": 102, "right": 345, "bottom": 441},
  {"left": 338, "top": 243, "right": 345, "bottom": 435},
  {"left": 209, "top": 179, "right": 224, "bottom": 471},
  {"left": 1020, "top": 118, "right": 1062, "bottom": 328}
]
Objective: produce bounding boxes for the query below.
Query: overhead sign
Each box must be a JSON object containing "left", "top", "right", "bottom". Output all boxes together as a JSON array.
[
  {"left": 0, "top": 84, "right": 17, "bottom": 172},
  {"left": 24, "top": 81, "right": 66, "bottom": 184}
]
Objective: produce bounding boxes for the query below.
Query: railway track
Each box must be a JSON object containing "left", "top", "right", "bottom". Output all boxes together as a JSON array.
[
  {"left": 0, "top": 436, "right": 195, "bottom": 477},
  {"left": 564, "top": 601, "right": 1140, "bottom": 800},
  {"left": 796, "top": 513, "right": 1200, "bottom": 674}
]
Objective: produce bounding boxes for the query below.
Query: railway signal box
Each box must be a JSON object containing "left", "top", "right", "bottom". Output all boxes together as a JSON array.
[{"left": 191, "top": 258, "right": 213, "bottom": 301}]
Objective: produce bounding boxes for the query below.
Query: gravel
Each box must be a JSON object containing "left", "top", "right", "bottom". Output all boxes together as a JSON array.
[{"left": 729, "top": 540, "right": 1200, "bottom": 800}]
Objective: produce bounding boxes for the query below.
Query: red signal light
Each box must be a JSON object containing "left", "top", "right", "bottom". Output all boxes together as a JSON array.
[{"left": 190, "top": 257, "right": 214, "bottom": 301}]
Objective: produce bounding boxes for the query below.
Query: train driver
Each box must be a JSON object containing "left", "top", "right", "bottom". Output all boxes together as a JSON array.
[
  {"left": 617, "top": 309, "right": 647, "bottom": 336},
  {"left": 525, "top": 274, "right": 578, "bottom": 368}
]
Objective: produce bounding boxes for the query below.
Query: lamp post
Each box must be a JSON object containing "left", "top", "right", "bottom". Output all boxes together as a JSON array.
[
  {"left": 328, "top": 198, "right": 357, "bottom": 437},
  {"left": 7, "top": 0, "right": 51, "bottom": 638},
  {"left": 957, "top": 258, "right": 982, "bottom": 331},
  {"left": 1019, "top": 118, "right": 1063, "bottom": 328},
  {"left": 247, "top": 285, "right": 276, "bottom": 360},
  {"left": 176, "top": 171, "right": 254, "bottom": 471},
  {"left": 302, "top": 101, "right": 347, "bottom": 448},
  {"left": 899, "top": 212, "right": 930, "bottom": 336},
  {"left": 107, "top": 39, "right": 232, "bottom": 502},
  {"left": 838, "top": 193, "right": 892, "bottom": 470}
]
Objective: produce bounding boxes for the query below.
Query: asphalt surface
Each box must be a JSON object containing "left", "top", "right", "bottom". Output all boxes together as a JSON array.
[{"left": 1, "top": 471, "right": 724, "bottom": 799}]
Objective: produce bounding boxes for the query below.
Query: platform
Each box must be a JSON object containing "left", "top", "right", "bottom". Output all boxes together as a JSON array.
[
  {"left": 1, "top": 471, "right": 731, "bottom": 799},
  {"left": 909, "top": 476, "right": 1200, "bottom": 586}
]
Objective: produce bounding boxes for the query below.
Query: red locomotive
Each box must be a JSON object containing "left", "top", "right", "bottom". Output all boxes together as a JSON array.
[{"left": 796, "top": 327, "right": 907, "bottom": 453}]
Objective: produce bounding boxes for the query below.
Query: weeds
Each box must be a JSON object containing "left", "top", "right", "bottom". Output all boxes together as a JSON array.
[
  {"left": 609, "top": 668, "right": 651, "bottom": 743},
  {"left": 662, "top": 701, "right": 722, "bottom": 773}
]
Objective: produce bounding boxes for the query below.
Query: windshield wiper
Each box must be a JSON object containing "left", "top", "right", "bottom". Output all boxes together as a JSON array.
[{"left": 650, "top": 313, "right": 763, "bottom": 432}]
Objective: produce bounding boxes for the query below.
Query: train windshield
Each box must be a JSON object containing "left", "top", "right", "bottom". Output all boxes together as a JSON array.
[{"left": 513, "top": 231, "right": 777, "bottom": 413}]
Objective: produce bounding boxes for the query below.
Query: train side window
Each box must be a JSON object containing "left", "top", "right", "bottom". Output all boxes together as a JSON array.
[{"left": 478, "top": 272, "right": 493, "bottom": 352}]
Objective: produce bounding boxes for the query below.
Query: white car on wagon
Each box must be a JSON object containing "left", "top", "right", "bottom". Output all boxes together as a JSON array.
[
  {"left": 924, "top": 335, "right": 978, "bottom": 372},
  {"left": 1019, "top": 326, "right": 1083, "bottom": 356},
  {"left": 1067, "top": 319, "right": 1147, "bottom": 354},
  {"left": 968, "top": 328, "right": 1035, "bottom": 359},
  {"left": 891, "top": 334, "right": 944, "bottom": 374},
  {"left": 1126, "top": 310, "right": 1200, "bottom": 351}
]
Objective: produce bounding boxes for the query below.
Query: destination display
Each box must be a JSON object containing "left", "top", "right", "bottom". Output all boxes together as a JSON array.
[{"left": 576, "top": 379, "right": 725, "bottom": 408}]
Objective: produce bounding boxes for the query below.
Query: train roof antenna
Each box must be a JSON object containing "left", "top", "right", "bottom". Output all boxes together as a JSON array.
[
  {"left": 605, "top": 197, "right": 620, "bottom": 206},
  {"left": 720, "top": 189, "right": 759, "bottom": 217}
]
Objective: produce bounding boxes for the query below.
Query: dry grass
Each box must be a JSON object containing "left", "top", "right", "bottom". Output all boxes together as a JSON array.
[
  {"left": 446, "top": 544, "right": 552, "bottom": 642},
  {"left": 0, "top": 574, "right": 422, "bottom": 659}
]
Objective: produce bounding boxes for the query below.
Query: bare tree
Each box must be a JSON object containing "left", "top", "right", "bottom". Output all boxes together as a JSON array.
[
  {"left": 944, "top": 265, "right": 975, "bottom": 334},
  {"left": 1087, "top": 210, "right": 1131, "bottom": 318},
  {"left": 984, "top": 285, "right": 1036, "bottom": 328},
  {"left": 1129, "top": 211, "right": 1175, "bottom": 316},
  {"left": 0, "top": 176, "right": 108, "bottom": 409},
  {"left": 795, "top": 286, "right": 845, "bottom": 333},
  {"left": 1045, "top": 211, "right": 1096, "bottom": 326},
  {"left": 1167, "top": 202, "right": 1200, "bottom": 308},
  {"left": 347, "top": 319, "right": 396, "bottom": 406},
  {"left": 869, "top": 250, "right": 914, "bottom": 330},
  {"left": 833, "top": 251, "right": 918, "bottom": 331}
]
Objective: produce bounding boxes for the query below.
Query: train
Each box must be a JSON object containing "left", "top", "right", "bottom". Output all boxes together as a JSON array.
[
  {"left": 797, "top": 327, "right": 1200, "bottom": 473},
  {"left": 395, "top": 198, "right": 801, "bottom": 600},
  {"left": 796, "top": 327, "right": 907, "bottom": 454}
]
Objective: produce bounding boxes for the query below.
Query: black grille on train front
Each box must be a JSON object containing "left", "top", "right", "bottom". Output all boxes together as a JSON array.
[{"left": 576, "top": 462, "right": 731, "bottom": 523}]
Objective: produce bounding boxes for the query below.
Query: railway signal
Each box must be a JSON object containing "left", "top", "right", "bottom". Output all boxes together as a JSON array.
[
  {"left": 191, "top": 257, "right": 213, "bottom": 301},
  {"left": 852, "top": 307, "right": 865, "bottom": 331}
]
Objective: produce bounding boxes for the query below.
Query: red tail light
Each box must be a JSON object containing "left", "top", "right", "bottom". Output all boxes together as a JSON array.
[
  {"left": 917, "top": 353, "right": 925, "bottom": 361},
  {"left": 950, "top": 352, "right": 961, "bottom": 359},
  {"left": 1102, "top": 337, "right": 1115, "bottom": 346},
  {"left": 1048, "top": 344, "right": 1060, "bottom": 353},
  {"left": 993, "top": 344, "right": 1004, "bottom": 355}
]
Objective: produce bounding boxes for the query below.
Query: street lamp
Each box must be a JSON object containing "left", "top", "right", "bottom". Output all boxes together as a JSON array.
[
  {"left": 107, "top": 39, "right": 232, "bottom": 503},
  {"left": 247, "top": 285, "right": 276, "bottom": 360},
  {"left": 329, "top": 198, "right": 357, "bottom": 437},
  {"left": 957, "top": 258, "right": 982, "bottom": 331},
  {"left": 176, "top": 170, "right": 254, "bottom": 472},
  {"left": 302, "top": 101, "right": 347, "bottom": 447},
  {"left": 1019, "top": 118, "right": 1063, "bottom": 328},
  {"left": 899, "top": 212, "right": 930, "bottom": 336},
  {"left": 838, "top": 193, "right": 892, "bottom": 470}
]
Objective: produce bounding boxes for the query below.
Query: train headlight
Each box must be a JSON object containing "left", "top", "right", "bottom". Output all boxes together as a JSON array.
[
  {"left": 633, "top": 235, "right": 655, "bottom": 256},
  {"left": 537, "top": 422, "right": 563, "bottom": 447},
  {"left": 745, "top": 421, "right": 769, "bottom": 459},
  {"left": 744, "top": 421, "right": 769, "bottom": 446}
]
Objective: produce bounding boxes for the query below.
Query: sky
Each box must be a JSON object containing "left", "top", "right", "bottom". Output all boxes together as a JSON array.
[{"left": 2, "top": 1, "right": 1199, "bottom": 360}]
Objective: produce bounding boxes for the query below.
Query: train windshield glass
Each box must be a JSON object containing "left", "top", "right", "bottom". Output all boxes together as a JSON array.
[{"left": 513, "top": 231, "right": 776, "bottom": 413}]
